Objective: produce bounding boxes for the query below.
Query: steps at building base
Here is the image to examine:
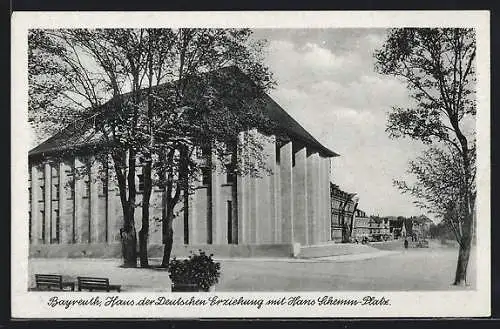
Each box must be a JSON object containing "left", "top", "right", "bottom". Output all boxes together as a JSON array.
[
  {"left": 297, "top": 243, "right": 380, "bottom": 258},
  {"left": 29, "top": 242, "right": 381, "bottom": 259},
  {"left": 29, "top": 243, "right": 296, "bottom": 259}
]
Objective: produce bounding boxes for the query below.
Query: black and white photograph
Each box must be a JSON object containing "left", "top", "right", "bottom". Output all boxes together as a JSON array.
[{"left": 11, "top": 11, "right": 490, "bottom": 318}]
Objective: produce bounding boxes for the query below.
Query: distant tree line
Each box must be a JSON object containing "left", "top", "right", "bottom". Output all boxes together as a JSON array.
[{"left": 429, "top": 221, "right": 456, "bottom": 241}]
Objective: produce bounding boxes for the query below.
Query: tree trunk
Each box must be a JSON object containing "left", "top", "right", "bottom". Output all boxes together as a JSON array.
[
  {"left": 453, "top": 211, "right": 473, "bottom": 285},
  {"left": 454, "top": 240, "right": 471, "bottom": 285},
  {"left": 138, "top": 226, "right": 149, "bottom": 267},
  {"left": 121, "top": 211, "right": 137, "bottom": 268},
  {"left": 139, "top": 161, "right": 152, "bottom": 268},
  {"left": 162, "top": 227, "right": 174, "bottom": 268},
  {"left": 161, "top": 210, "right": 174, "bottom": 268},
  {"left": 121, "top": 148, "right": 138, "bottom": 268}
]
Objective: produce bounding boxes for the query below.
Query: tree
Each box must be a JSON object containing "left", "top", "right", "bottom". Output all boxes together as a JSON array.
[
  {"left": 28, "top": 28, "right": 274, "bottom": 268},
  {"left": 375, "top": 28, "right": 476, "bottom": 285}
]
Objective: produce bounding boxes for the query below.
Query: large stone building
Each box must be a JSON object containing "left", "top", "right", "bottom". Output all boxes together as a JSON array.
[
  {"left": 28, "top": 67, "right": 338, "bottom": 256},
  {"left": 329, "top": 183, "right": 357, "bottom": 242}
]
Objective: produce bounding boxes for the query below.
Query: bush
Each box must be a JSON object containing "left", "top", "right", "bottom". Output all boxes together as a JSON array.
[{"left": 168, "top": 250, "right": 221, "bottom": 291}]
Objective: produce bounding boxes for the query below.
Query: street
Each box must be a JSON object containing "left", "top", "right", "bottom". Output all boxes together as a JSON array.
[{"left": 28, "top": 243, "right": 476, "bottom": 292}]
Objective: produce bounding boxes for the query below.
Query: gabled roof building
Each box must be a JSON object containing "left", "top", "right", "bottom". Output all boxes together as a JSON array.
[{"left": 28, "top": 67, "right": 338, "bottom": 256}]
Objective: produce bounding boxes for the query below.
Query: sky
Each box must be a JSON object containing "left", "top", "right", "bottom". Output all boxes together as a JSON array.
[
  {"left": 27, "top": 28, "right": 432, "bottom": 220},
  {"left": 252, "top": 28, "right": 428, "bottom": 219}
]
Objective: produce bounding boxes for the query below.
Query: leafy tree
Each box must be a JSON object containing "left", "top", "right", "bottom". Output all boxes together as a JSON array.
[
  {"left": 375, "top": 28, "right": 476, "bottom": 285},
  {"left": 28, "top": 28, "right": 274, "bottom": 268}
]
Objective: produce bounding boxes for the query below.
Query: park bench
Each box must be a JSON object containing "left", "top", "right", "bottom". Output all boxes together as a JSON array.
[
  {"left": 77, "top": 276, "right": 121, "bottom": 292},
  {"left": 35, "top": 274, "right": 75, "bottom": 291}
]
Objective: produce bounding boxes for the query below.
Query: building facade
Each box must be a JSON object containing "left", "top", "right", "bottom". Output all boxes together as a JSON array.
[
  {"left": 28, "top": 68, "right": 338, "bottom": 252},
  {"left": 329, "top": 184, "right": 357, "bottom": 242},
  {"left": 368, "top": 217, "right": 391, "bottom": 241},
  {"left": 351, "top": 209, "right": 370, "bottom": 239}
]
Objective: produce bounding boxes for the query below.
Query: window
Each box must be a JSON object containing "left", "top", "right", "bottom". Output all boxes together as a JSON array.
[
  {"left": 201, "top": 167, "right": 211, "bottom": 186},
  {"left": 54, "top": 209, "right": 60, "bottom": 243},
  {"left": 68, "top": 177, "right": 75, "bottom": 200},
  {"left": 275, "top": 143, "right": 281, "bottom": 165},
  {"left": 102, "top": 178, "right": 108, "bottom": 195},
  {"left": 201, "top": 145, "right": 211, "bottom": 158},
  {"left": 40, "top": 185, "right": 45, "bottom": 201},
  {"left": 53, "top": 183, "right": 59, "bottom": 200},
  {"left": 28, "top": 211, "right": 32, "bottom": 243},
  {"left": 137, "top": 174, "right": 144, "bottom": 193},
  {"left": 83, "top": 179, "right": 90, "bottom": 198},
  {"left": 227, "top": 201, "right": 233, "bottom": 244},
  {"left": 40, "top": 210, "right": 45, "bottom": 243},
  {"left": 226, "top": 163, "right": 235, "bottom": 184}
]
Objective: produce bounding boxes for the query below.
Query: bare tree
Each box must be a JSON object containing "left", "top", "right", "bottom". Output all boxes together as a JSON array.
[
  {"left": 375, "top": 28, "right": 476, "bottom": 285},
  {"left": 28, "top": 28, "right": 275, "bottom": 268}
]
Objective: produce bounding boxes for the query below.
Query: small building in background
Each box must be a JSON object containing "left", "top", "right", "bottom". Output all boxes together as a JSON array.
[
  {"left": 411, "top": 215, "right": 433, "bottom": 240},
  {"left": 368, "top": 216, "right": 391, "bottom": 241},
  {"left": 351, "top": 209, "right": 370, "bottom": 240}
]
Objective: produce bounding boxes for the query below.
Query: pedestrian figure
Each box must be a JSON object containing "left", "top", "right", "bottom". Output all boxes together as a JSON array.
[{"left": 404, "top": 239, "right": 409, "bottom": 249}]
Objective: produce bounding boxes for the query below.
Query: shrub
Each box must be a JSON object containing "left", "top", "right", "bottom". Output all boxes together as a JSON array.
[{"left": 168, "top": 250, "right": 221, "bottom": 291}]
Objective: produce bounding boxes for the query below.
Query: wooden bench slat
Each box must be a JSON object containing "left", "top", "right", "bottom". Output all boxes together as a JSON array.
[
  {"left": 77, "top": 276, "right": 120, "bottom": 292},
  {"left": 35, "top": 274, "right": 75, "bottom": 291}
]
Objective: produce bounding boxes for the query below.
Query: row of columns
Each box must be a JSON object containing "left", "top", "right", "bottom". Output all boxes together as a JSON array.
[
  {"left": 29, "top": 134, "right": 332, "bottom": 247},
  {"left": 236, "top": 131, "right": 332, "bottom": 246},
  {"left": 30, "top": 156, "right": 124, "bottom": 245}
]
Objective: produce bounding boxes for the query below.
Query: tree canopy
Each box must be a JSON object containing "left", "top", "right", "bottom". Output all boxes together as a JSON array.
[
  {"left": 374, "top": 28, "right": 477, "bottom": 285},
  {"left": 28, "top": 28, "right": 276, "bottom": 267}
]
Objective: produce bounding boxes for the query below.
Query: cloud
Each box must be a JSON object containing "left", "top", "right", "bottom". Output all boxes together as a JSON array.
[{"left": 259, "top": 29, "right": 429, "bottom": 218}]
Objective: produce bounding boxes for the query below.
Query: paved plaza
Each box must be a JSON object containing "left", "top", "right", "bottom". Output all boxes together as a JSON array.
[{"left": 28, "top": 242, "right": 476, "bottom": 292}]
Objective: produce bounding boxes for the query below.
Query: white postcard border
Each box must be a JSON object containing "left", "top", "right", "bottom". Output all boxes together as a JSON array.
[{"left": 11, "top": 10, "right": 491, "bottom": 318}]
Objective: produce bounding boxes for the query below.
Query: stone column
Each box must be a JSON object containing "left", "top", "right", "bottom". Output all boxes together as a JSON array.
[
  {"left": 112, "top": 180, "right": 124, "bottom": 242},
  {"left": 271, "top": 137, "right": 281, "bottom": 243},
  {"left": 236, "top": 132, "right": 247, "bottom": 244},
  {"left": 43, "top": 162, "right": 52, "bottom": 244},
  {"left": 59, "top": 161, "right": 71, "bottom": 244},
  {"left": 30, "top": 164, "right": 41, "bottom": 245},
  {"left": 237, "top": 175, "right": 249, "bottom": 244},
  {"left": 89, "top": 157, "right": 102, "bottom": 242},
  {"left": 172, "top": 200, "right": 185, "bottom": 245},
  {"left": 248, "top": 177, "right": 258, "bottom": 243},
  {"left": 211, "top": 153, "right": 226, "bottom": 244},
  {"left": 273, "top": 147, "right": 282, "bottom": 243},
  {"left": 279, "top": 141, "right": 293, "bottom": 243},
  {"left": 257, "top": 136, "right": 274, "bottom": 244},
  {"left": 187, "top": 190, "right": 197, "bottom": 245},
  {"left": 307, "top": 151, "right": 319, "bottom": 245},
  {"left": 324, "top": 157, "right": 332, "bottom": 242},
  {"left": 194, "top": 187, "right": 208, "bottom": 244},
  {"left": 317, "top": 156, "right": 326, "bottom": 243},
  {"left": 74, "top": 157, "right": 87, "bottom": 243},
  {"left": 50, "top": 163, "right": 59, "bottom": 243},
  {"left": 292, "top": 145, "right": 308, "bottom": 245},
  {"left": 107, "top": 164, "right": 120, "bottom": 242}
]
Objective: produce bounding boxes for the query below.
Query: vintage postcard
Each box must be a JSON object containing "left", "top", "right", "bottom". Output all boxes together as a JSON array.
[{"left": 11, "top": 11, "right": 490, "bottom": 318}]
